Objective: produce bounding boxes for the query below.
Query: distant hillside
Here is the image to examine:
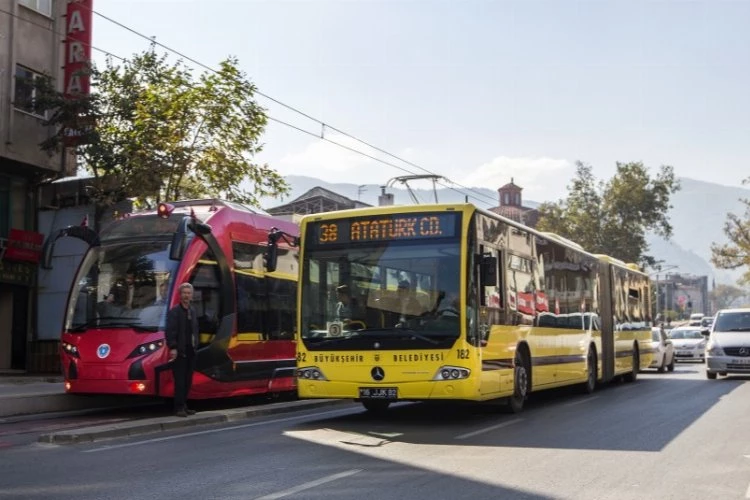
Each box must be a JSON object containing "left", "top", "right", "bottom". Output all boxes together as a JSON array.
[{"left": 259, "top": 176, "right": 748, "bottom": 285}]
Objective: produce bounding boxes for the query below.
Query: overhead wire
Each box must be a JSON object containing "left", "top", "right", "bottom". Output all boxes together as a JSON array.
[
  {"left": 4, "top": 5, "right": 500, "bottom": 207},
  {"left": 87, "top": 7, "right": 501, "bottom": 207}
]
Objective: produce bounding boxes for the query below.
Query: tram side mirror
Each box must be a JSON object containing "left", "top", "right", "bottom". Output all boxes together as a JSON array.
[{"left": 479, "top": 254, "right": 497, "bottom": 287}]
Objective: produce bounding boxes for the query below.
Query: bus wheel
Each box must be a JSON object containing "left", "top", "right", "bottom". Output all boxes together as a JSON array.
[
  {"left": 508, "top": 351, "right": 529, "bottom": 413},
  {"left": 623, "top": 345, "right": 639, "bottom": 383},
  {"left": 362, "top": 400, "right": 391, "bottom": 414},
  {"left": 581, "top": 346, "right": 597, "bottom": 394}
]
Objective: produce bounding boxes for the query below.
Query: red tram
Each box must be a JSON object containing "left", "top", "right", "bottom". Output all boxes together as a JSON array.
[{"left": 45, "top": 199, "right": 299, "bottom": 399}]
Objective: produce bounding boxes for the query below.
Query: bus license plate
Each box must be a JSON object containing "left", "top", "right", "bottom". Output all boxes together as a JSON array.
[{"left": 359, "top": 387, "right": 397, "bottom": 399}]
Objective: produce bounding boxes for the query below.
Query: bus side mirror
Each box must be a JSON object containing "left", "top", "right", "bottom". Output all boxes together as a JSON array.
[
  {"left": 700, "top": 328, "right": 710, "bottom": 336},
  {"left": 265, "top": 244, "right": 278, "bottom": 273},
  {"left": 480, "top": 254, "right": 497, "bottom": 287}
]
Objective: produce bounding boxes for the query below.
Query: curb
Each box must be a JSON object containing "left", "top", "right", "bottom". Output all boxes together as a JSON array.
[{"left": 38, "top": 399, "right": 349, "bottom": 444}]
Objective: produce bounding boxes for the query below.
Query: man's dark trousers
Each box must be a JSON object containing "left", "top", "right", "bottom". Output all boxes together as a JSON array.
[{"left": 173, "top": 346, "right": 195, "bottom": 411}]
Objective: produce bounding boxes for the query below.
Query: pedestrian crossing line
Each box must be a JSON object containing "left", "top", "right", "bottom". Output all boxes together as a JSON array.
[{"left": 255, "top": 469, "right": 362, "bottom": 500}]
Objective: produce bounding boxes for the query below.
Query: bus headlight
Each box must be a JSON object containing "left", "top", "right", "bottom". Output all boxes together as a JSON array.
[
  {"left": 127, "top": 340, "right": 165, "bottom": 358},
  {"left": 297, "top": 366, "right": 327, "bottom": 381},
  {"left": 433, "top": 365, "right": 470, "bottom": 380}
]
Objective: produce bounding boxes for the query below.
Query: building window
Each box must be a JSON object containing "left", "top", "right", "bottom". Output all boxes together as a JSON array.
[
  {"left": 14, "top": 66, "right": 45, "bottom": 117},
  {"left": 18, "top": 0, "right": 52, "bottom": 17}
]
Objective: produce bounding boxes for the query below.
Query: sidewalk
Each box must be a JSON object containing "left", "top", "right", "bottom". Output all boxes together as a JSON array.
[{"left": 0, "top": 377, "right": 133, "bottom": 419}]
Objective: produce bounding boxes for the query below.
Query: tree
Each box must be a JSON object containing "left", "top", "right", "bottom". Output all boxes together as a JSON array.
[
  {"left": 536, "top": 161, "right": 680, "bottom": 267},
  {"left": 710, "top": 284, "right": 747, "bottom": 310},
  {"left": 30, "top": 48, "right": 288, "bottom": 224},
  {"left": 711, "top": 177, "right": 750, "bottom": 284}
]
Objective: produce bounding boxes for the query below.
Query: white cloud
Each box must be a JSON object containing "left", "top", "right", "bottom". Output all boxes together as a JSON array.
[
  {"left": 459, "top": 156, "right": 574, "bottom": 203},
  {"left": 275, "top": 137, "right": 574, "bottom": 204},
  {"left": 276, "top": 134, "right": 389, "bottom": 184}
]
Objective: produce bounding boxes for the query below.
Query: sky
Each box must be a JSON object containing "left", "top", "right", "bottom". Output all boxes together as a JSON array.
[{"left": 89, "top": 0, "right": 750, "bottom": 207}]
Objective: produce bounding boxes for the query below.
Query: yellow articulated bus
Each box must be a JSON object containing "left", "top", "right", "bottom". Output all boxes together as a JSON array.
[{"left": 293, "top": 203, "right": 654, "bottom": 413}]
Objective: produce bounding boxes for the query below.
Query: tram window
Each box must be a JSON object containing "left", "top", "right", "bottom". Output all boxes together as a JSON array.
[
  {"left": 266, "top": 278, "right": 296, "bottom": 340},
  {"left": 236, "top": 272, "right": 265, "bottom": 335},
  {"left": 189, "top": 253, "right": 222, "bottom": 340}
]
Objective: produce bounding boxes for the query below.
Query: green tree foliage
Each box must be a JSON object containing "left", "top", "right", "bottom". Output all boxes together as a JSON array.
[
  {"left": 709, "top": 284, "right": 747, "bottom": 310},
  {"left": 30, "top": 49, "right": 288, "bottom": 220},
  {"left": 711, "top": 177, "right": 750, "bottom": 284},
  {"left": 536, "top": 161, "right": 680, "bottom": 266}
]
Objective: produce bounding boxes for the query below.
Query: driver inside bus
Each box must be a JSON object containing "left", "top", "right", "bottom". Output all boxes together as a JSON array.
[
  {"left": 395, "top": 280, "right": 423, "bottom": 327},
  {"left": 335, "top": 285, "right": 363, "bottom": 330}
]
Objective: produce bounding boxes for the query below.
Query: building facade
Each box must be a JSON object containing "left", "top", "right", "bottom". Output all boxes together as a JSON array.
[
  {"left": 1, "top": 0, "right": 75, "bottom": 371},
  {"left": 487, "top": 178, "right": 539, "bottom": 228},
  {"left": 655, "top": 273, "right": 710, "bottom": 319},
  {"left": 266, "top": 186, "right": 371, "bottom": 222}
]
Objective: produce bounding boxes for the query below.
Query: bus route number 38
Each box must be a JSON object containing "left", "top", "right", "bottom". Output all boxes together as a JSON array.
[{"left": 319, "top": 223, "right": 338, "bottom": 243}]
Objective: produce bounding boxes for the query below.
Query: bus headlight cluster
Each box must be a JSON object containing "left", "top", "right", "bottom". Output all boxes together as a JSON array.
[
  {"left": 62, "top": 342, "right": 79, "bottom": 358},
  {"left": 127, "top": 340, "right": 165, "bottom": 358},
  {"left": 433, "top": 365, "right": 470, "bottom": 381},
  {"left": 297, "top": 367, "right": 327, "bottom": 381}
]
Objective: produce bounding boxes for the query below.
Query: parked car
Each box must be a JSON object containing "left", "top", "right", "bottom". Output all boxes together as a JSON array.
[
  {"left": 649, "top": 327, "right": 675, "bottom": 372},
  {"left": 705, "top": 308, "right": 750, "bottom": 380},
  {"left": 668, "top": 326, "right": 707, "bottom": 363}
]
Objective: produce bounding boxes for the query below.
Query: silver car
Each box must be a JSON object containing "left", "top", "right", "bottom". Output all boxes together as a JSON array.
[{"left": 705, "top": 308, "right": 750, "bottom": 379}]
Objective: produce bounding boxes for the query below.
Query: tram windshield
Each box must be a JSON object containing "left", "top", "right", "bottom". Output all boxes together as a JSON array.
[{"left": 64, "top": 241, "right": 179, "bottom": 332}]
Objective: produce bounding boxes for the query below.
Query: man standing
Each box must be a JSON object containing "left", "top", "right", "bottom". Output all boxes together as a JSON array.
[{"left": 165, "top": 282, "right": 199, "bottom": 417}]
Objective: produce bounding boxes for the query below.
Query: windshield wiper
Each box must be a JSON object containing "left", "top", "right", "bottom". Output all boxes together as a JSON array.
[
  {"left": 720, "top": 328, "right": 750, "bottom": 332},
  {"left": 310, "top": 328, "right": 441, "bottom": 346},
  {"left": 387, "top": 328, "right": 440, "bottom": 345}
]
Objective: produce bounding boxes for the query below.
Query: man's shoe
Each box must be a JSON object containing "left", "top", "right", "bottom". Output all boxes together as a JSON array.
[
  {"left": 185, "top": 408, "right": 196, "bottom": 415},
  {"left": 175, "top": 409, "right": 188, "bottom": 417}
]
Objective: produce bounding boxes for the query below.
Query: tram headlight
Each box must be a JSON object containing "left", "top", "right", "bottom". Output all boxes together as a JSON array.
[
  {"left": 62, "top": 342, "right": 80, "bottom": 358},
  {"left": 296, "top": 366, "right": 327, "bottom": 381},
  {"left": 433, "top": 365, "right": 470, "bottom": 381},
  {"left": 127, "top": 340, "right": 165, "bottom": 358}
]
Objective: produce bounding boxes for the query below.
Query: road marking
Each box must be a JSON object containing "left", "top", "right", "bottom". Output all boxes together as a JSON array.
[
  {"left": 455, "top": 418, "right": 522, "bottom": 440},
  {"left": 255, "top": 469, "right": 362, "bottom": 499},
  {"left": 561, "top": 396, "right": 600, "bottom": 407},
  {"left": 746, "top": 481, "right": 750, "bottom": 499},
  {"left": 82, "top": 407, "right": 354, "bottom": 453}
]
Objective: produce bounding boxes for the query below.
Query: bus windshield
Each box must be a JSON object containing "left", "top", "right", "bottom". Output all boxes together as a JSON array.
[
  {"left": 65, "top": 241, "right": 179, "bottom": 332},
  {"left": 300, "top": 240, "right": 462, "bottom": 348}
]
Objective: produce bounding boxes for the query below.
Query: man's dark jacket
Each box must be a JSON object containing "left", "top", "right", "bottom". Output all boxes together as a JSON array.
[{"left": 165, "top": 304, "right": 199, "bottom": 354}]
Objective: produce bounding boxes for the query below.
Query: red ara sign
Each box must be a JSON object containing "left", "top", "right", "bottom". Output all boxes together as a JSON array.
[{"left": 63, "top": 0, "right": 93, "bottom": 99}]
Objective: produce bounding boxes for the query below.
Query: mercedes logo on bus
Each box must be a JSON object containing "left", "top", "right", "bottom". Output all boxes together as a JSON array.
[
  {"left": 371, "top": 366, "right": 385, "bottom": 381},
  {"left": 740, "top": 347, "right": 749, "bottom": 356}
]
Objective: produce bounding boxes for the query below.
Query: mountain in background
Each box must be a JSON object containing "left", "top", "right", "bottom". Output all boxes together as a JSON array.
[{"left": 259, "top": 176, "right": 748, "bottom": 286}]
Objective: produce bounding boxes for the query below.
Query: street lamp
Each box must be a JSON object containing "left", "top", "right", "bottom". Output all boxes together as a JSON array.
[{"left": 649, "top": 264, "right": 679, "bottom": 323}]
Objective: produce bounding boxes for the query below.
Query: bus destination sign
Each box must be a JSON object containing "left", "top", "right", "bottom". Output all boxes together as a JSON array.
[{"left": 311, "top": 212, "right": 459, "bottom": 246}]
